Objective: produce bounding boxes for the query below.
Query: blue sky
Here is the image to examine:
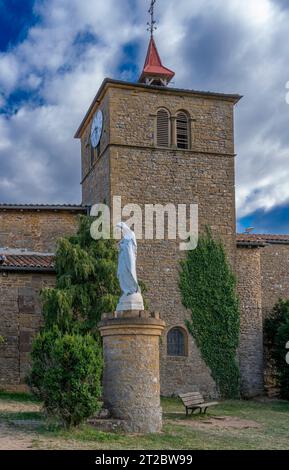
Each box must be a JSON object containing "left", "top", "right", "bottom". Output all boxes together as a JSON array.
[
  {"left": 0, "top": 1, "right": 37, "bottom": 51},
  {"left": 0, "top": 0, "right": 289, "bottom": 234}
]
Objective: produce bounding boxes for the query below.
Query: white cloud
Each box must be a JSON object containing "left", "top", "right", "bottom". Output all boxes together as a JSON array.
[
  {"left": 157, "top": 0, "right": 289, "bottom": 220},
  {"left": 0, "top": 53, "right": 19, "bottom": 93},
  {"left": 0, "top": 0, "right": 137, "bottom": 204}
]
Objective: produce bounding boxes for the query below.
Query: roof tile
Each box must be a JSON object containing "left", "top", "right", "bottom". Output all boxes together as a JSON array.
[
  {"left": 0, "top": 204, "right": 87, "bottom": 212},
  {"left": 0, "top": 254, "right": 55, "bottom": 271},
  {"left": 237, "top": 234, "right": 289, "bottom": 244}
]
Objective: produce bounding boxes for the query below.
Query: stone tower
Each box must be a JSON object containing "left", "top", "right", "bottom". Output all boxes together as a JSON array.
[{"left": 75, "top": 33, "right": 241, "bottom": 398}]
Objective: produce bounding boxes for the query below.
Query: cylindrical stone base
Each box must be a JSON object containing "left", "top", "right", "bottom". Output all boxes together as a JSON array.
[{"left": 98, "top": 315, "right": 165, "bottom": 433}]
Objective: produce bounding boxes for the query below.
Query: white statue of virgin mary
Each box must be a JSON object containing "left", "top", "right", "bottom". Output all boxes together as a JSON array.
[{"left": 116, "top": 222, "right": 144, "bottom": 312}]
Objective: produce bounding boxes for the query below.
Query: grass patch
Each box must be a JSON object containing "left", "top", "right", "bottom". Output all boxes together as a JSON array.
[
  {"left": 49, "top": 425, "right": 123, "bottom": 443},
  {"left": 0, "top": 410, "right": 43, "bottom": 422},
  {"left": 1, "top": 396, "right": 289, "bottom": 450},
  {"left": 0, "top": 391, "right": 39, "bottom": 403}
]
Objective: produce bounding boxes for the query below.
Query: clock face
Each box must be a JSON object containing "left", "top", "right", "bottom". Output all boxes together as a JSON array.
[{"left": 90, "top": 110, "right": 103, "bottom": 148}]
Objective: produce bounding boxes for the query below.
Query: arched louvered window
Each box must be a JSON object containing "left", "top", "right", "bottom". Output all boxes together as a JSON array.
[
  {"left": 157, "top": 109, "right": 170, "bottom": 148},
  {"left": 176, "top": 112, "right": 189, "bottom": 149},
  {"left": 167, "top": 327, "right": 187, "bottom": 357}
]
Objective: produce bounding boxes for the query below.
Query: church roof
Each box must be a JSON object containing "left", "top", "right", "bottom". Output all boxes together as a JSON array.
[
  {"left": 0, "top": 204, "right": 87, "bottom": 212},
  {"left": 139, "top": 37, "right": 175, "bottom": 83},
  {"left": 0, "top": 253, "right": 55, "bottom": 272},
  {"left": 1, "top": 235, "right": 289, "bottom": 272},
  {"left": 237, "top": 234, "right": 289, "bottom": 247}
]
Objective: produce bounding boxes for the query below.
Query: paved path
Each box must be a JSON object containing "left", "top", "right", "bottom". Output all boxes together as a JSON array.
[
  {"left": 0, "top": 400, "right": 40, "bottom": 450},
  {"left": 0, "top": 400, "right": 98, "bottom": 450},
  {"left": 0, "top": 422, "right": 36, "bottom": 450}
]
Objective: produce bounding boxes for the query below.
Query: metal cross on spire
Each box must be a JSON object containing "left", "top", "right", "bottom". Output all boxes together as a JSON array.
[{"left": 147, "top": 0, "right": 157, "bottom": 37}]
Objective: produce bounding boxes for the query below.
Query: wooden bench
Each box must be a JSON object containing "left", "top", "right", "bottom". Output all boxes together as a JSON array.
[{"left": 179, "top": 392, "right": 219, "bottom": 416}]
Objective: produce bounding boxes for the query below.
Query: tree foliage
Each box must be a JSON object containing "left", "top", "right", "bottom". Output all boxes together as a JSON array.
[
  {"left": 264, "top": 299, "right": 289, "bottom": 399},
  {"left": 42, "top": 215, "right": 120, "bottom": 333},
  {"left": 179, "top": 229, "right": 240, "bottom": 398},
  {"left": 28, "top": 215, "right": 119, "bottom": 426},
  {"left": 29, "top": 327, "right": 103, "bottom": 428}
]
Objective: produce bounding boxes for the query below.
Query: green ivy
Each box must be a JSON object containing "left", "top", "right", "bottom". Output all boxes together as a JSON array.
[
  {"left": 264, "top": 299, "right": 289, "bottom": 399},
  {"left": 179, "top": 228, "right": 240, "bottom": 398}
]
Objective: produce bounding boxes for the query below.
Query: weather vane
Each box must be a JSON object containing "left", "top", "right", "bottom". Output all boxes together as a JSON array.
[{"left": 147, "top": 0, "right": 157, "bottom": 37}]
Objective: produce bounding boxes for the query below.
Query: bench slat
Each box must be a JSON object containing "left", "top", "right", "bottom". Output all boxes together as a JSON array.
[
  {"left": 180, "top": 396, "right": 203, "bottom": 401},
  {"left": 179, "top": 393, "right": 204, "bottom": 405},
  {"left": 181, "top": 398, "right": 203, "bottom": 402},
  {"left": 182, "top": 398, "right": 205, "bottom": 405},
  {"left": 179, "top": 391, "right": 219, "bottom": 415},
  {"left": 179, "top": 392, "right": 203, "bottom": 399},
  {"left": 187, "top": 402, "right": 219, "bottom": 409}
]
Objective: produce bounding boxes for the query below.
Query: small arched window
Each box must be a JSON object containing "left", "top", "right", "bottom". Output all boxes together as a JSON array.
[
  {"left": 156, "top": 109, "right": 170, "bottom": 148},
  {"left": 167, "top": 327, "right": 187, "bottom": 357},
  {"left": 176, "top": 112, "right": 189, "bottom": 149}
]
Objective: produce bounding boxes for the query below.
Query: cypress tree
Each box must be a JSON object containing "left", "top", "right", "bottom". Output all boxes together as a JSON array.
[
  {"left": 41, "top": 215, "right": 120, "bottom": 334},
  {"left": 265, "top": 299, "right": 289, "bottom": 399}
]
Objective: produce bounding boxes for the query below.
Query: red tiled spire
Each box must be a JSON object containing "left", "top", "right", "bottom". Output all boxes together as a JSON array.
[{"left": 139, "top": 36, "right": 175, "bottom": 85}]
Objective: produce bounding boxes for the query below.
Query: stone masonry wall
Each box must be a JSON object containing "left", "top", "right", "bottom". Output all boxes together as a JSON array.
[
  {"left": 81, "top": 83, "right": 238, "bottom": 397},
  {"left": 236, "top": 247, "right": 264, "bottom": 397},
  {"left": 108, "top": 85, "right": 237, "bottom": 262},
  {"left": 81, "top": 92, "right": 111, "bottom": 207},
  {"left": 81, "top": 148, "right": 111, "bottom": 207},
  {"left": 109, "top": 86, "right": 236, "bottom": 398},
  {"left": 108, "top": 86, "right": 235, "bottom": 155},
  {"left": 110, "top": 146, "right": 233, "bottom": 397},
  {"left": 0, "top": 208, "right": 80, "bottom": 391},
  {"left": 259, "top": 244, "right": 289, "bottom": 396},
  {"left": 99, "top": 316, "right": 165, "bottom": 433},
  {"left": 260, "top": 244, "right": 289, "bottom": 318},
  {"left": 0, "top": 272, "right": 55, "bottom": 390},
  {"left": 0, "top": 210, "right": 81, "bottom": 253}
]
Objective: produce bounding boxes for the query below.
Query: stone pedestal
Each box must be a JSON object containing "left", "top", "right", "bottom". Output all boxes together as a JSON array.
[
  {"left": 116, "top": 292, "right": 144, "bottom": 312},
  {"left": 98, "top": 313, "right": 165, "bottom": 433}
]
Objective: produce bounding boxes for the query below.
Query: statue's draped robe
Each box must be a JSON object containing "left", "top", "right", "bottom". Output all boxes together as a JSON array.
[{"left": 117, "top": 238, "right": 139, "bottom": 296}]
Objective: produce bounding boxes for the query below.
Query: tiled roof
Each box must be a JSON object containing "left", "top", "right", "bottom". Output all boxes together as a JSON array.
[
  {"left": 139, "top": 37, "right": 175, "bottom": 83},
  {"left": 237, "top": 234, "right": 289, "bottom": 246},
  {"left": 1, "top": 234, "right": 289, "bottom": 272},
  {"left": 0, "top": 254, "right": 55, "bottom": 271},
  {"left": 0, "top": 204, "right": 87, "bottom": 212}
]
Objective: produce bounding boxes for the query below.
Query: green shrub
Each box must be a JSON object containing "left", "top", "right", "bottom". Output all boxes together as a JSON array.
[
  {"left": 28, "top": 327, "right": 103, "bottom": 428},
  {"left": 265, "top": 299, "right": 289, "bottom": 399},
  {"left": 179, "top": 228, "right": 240, "bottom": 398}
]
